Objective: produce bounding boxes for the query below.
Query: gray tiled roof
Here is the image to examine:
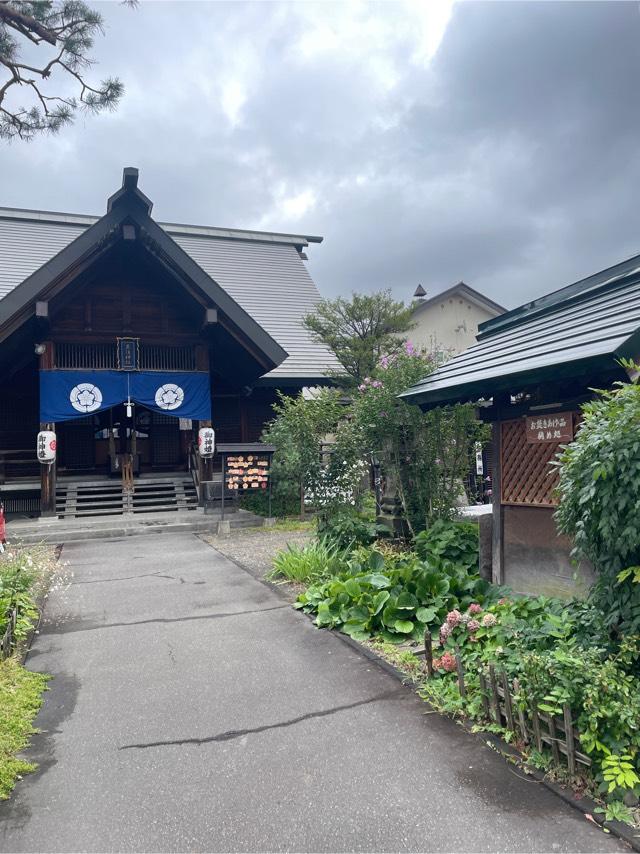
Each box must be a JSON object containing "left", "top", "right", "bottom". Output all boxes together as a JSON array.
[
  {"left": 401, "top": 257, "right": 640, "bottom": 407},
  {"left": 0, "top": 207, "right": 341, "bottom": 381}
]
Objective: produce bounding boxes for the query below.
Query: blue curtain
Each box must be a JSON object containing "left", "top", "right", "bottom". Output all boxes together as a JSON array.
[{"left": 40, "top": 370, "right": 212, "bottom": 423}]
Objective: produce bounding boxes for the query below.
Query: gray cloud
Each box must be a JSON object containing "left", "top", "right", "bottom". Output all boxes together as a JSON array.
[{"left": 1, "top": 1, "right": 640, "bottom": 309}]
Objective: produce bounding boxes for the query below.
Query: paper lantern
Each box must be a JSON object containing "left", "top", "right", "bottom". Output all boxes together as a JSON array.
[{"left": 37, "top": 430, "right": 57, "bottom": 463}]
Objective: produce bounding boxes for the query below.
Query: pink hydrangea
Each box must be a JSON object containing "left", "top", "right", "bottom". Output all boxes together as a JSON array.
[
  {"left": 446, "top": 609, "right": 462, "bottom": 627},
  {"left": 467, "top": 619, "right": 480, "bottom": 634},
  {"left": 439, "top": 622, "right": 452, "bottom": 645},
  {"left": 482, "top": 613, "right": 497, "bottom": 627},
  {"left": 468, "top": 603, "right": 482, "bottom": 615},
  {"left": 440, "top": 651, "right": 457, "bottom": 672},
  {"left": 498, "top": 597, "right": 510, "bottom": 606}
]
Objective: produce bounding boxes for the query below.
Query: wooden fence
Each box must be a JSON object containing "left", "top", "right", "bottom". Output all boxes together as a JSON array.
[{"left": 419, "top": 635, "right": 590, "bottom": 775}]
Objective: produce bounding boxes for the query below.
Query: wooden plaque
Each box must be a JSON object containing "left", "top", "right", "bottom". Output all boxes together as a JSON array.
[{"left": 525, "top": 412, "right": 574, "bottom": 443}]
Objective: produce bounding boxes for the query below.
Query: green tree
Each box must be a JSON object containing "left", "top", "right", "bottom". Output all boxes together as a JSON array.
[
  {"left": 261, "top": 389, "right": 347, "bottom": 518},
  {"left": 303, "top": 289, "right": 415, "bottom": 388},
  {"left": 555, "top": 369, "right": 640, "bottom": 635},
  {"left": 347, "top": 344, "right": 487, "bottom": 535},
  {"left": 0, "top": 0, "right": 131, "bottom": 140}
]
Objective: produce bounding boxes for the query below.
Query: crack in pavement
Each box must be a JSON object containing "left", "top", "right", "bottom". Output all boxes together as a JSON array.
[
  {"left": 119, "top": 689, "right": 406, "bottom": 750},
  {"left": 70, "top": 571, "right": 175, "bottom": 586},
  {"left": 46, "top": 603, "right": 290, "bottom": 634}
]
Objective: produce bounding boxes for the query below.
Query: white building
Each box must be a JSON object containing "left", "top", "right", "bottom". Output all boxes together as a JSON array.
[{"left": 410, "top": 281, "right": 505, "bottom": 358}]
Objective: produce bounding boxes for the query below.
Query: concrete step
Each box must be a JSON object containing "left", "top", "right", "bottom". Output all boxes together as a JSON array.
[{"left": 5, "top": 508, "right": 263, "bottom": 543}]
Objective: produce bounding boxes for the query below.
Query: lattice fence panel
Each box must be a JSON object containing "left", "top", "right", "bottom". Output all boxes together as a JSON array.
[{"left": 500, "top": 416, "right": 577, "bottom": 507}]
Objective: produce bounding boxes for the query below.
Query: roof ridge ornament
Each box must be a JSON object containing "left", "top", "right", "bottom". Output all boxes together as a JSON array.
[{"left": 106, "top": 167, "right": 153, "bottom": 216}]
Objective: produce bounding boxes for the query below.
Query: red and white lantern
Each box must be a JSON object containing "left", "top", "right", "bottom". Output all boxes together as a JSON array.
[
  {"left": 37, "top": 430, "right": 57, "bottom": 463},
  {"left": 198, "top": 427, "right": 215, "bottom": 458}
]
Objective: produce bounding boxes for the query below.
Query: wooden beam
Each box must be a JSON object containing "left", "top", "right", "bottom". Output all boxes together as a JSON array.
[{"left": 491, "top": 396, "right": 508, "bottom": 586}]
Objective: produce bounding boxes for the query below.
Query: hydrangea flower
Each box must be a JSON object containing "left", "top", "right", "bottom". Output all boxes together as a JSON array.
[
  {"left": 440, "top": 651, "right": 457, "bottom": 672},
  {"left": 482, "top": 613, "right": 497, "bottom": 627},
  {"left": 468, "top": 603, "right": 482, "bottom": 615},
  {"left": 498, "top": 597, "right": 510, "bottom": 606},
  {"left": 467, "top": 619, "right": 480, "bottom": 634},
  {"left": 439, "top": 622, "right": 452, "bottom": 645},
  {"left": 446, "top": 609, "right": 462, "bottom": 627}
]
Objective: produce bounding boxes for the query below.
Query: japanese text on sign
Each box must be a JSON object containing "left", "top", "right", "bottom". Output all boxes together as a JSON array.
[{"left": 525, "top": 412, "right": 574, "bottom": 443}]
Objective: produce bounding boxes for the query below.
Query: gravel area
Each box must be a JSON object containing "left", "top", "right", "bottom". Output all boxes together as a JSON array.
[{"left": 203, "top": 527, "right": 312, "bottom": 594}]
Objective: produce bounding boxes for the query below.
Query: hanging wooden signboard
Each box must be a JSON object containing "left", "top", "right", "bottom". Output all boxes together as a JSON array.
[
  {"left": 525, "top": 412, "right": 574, "bottom": 443},
  {"left": 216, "top": 443, "right": 276, "bottom": 520}
]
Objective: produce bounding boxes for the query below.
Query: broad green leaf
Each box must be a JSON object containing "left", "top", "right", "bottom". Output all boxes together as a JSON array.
[{"left": 393, "top": 619, "right": 415, "bottom": 633}]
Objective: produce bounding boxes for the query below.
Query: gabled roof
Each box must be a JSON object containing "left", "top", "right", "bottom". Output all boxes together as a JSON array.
[
  {"left": 412, "top": 281, "right": 505, "bottom": 318},
  {"left": 0, "top": 168, "right": 341, "bottom": 382},
  {"left": 401, "top": 257, "right": 640, "bottom": 408}
]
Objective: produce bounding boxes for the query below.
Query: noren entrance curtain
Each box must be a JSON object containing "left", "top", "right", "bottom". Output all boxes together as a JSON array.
[{"left": 39, "top": 370, "right": 212, "bottom": 423}]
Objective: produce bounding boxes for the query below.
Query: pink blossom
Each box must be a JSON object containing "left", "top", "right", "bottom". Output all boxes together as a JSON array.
[
  {"left": 440, "top": 652, "right": 457, "bottom": 672},
  {"left": 446, "top": 609, "right": 462, "bottom": 627},
  {"left": 482, "top": 613, "right": 497, "bottom": 627},
  {"left": 439, "top": 622, "right": 452, "bottom": 645},
  {"left": 498, "top": 597, "right": 510, "bottom": 606},
  {"left": 371, "top": 380, "right": 383, "bottom": 389},
  {"left": 358, "top": 384, "right": 366, "bottom": 392},
  {"left": 467, "top": 619, "right": 480, "bottom": 634},
  {"left": 468, "top": 603, "right": 482, "bottom": 615},
  {"left": 380, "top": 356, "right": 390, "bottom": 369},
  {"left": 405, "top": 340, "right": 416, "bottom": 356}
]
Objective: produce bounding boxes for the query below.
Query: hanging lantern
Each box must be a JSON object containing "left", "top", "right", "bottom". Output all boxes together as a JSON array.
[
  {"left": 198, "top": 427, "right": 215, "bottom": 457},
  {"left": 37, "top": 430, "right": 57, "bottom": 463}
]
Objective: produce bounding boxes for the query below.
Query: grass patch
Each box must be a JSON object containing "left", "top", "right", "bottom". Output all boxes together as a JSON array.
[
  {"left": 0, "top": 658, "right": 48, "bottom": 799},
  {"left": 267, "top": 536, "right": 344, "bottom": 583},
  {"left": 237, "top": 518, "right": 316, "bottom": 535}
]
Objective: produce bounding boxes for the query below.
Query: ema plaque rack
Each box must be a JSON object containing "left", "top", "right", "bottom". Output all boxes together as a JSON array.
[{"left": 216, "top": 443, "right": 276, "bottom": 520}]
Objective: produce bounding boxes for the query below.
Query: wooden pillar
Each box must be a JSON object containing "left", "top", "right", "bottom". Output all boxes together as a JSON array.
[
  {"left": 39, "top": 342, "right": 57, "bottom": 517},
  {"left": 491, "top": 418, "right": 504, "bottom": 586},
  {"left": 195, "top": 344, "right": 213, "bottom": 487},
  {"left": 239, "top": 397, "right": 249, "bottom": 443},
  {"left": 40, "top": 423, "right": 57, "bottom": 517}
]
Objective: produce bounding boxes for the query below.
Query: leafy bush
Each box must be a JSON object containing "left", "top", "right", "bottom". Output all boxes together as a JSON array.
[
  {"left": 414, "top": 520, "right": 479, "bottom": 575},
  {"left": 267, "top": 537, "right": 346, "bottom": 584},
  {"left": 427, "top": 596, "right": 640, "bottom": 803},
  {"left": 555, "top": 371, "right": 640, "bottom": 634},
  {"left": 295, "top": 547, "right": 494, "bottom": 643},
  {"left": 317, "top": 507, "right": 385, "bottom": 551}
]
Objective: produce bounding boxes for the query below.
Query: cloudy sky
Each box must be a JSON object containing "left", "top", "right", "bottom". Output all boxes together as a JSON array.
[{"left": 2, "top": 0, "right": 640, "bottom": 309}]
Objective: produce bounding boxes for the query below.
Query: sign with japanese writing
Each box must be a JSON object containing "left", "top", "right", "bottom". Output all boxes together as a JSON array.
[
  {"left": 117, "top": 337, "right": 139, "bottom": 371},
  {"left": 525, "top": 412, "right": 574, "bottom": 443},
  {"left": 224, "top": 454, "right": 271, "bottom": 491}
]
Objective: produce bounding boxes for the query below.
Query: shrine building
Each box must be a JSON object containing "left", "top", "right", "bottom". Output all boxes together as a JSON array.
[
  {"left": 401, "top": 253, "right": 640, "bottom": 598},
  {"left": 0, "top": 168, "right": 339, "bottom": 519}
]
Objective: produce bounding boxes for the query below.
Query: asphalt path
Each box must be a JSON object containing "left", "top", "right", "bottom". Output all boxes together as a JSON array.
[{"left": 0, "top": 533, "right": 626, "bottom": 853}]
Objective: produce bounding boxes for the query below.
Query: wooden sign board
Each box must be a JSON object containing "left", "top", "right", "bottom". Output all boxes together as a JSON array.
[
  {"left": 224, "top": 454, "right": 271, "bottom": 491},
  {"left": 525, "top": 412, "right": 574, "bottom": 443}
]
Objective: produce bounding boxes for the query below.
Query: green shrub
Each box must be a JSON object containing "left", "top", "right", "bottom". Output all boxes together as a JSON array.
[
  {"left": 555, "top": 370, "right": 640, "bottom": 634},
  {"left": 317, "top": 508, "right": 384, "bottom": 551},
  {"left": 267, "top": 536, "right": 345, "bottom": 584},
  {"left": 414, "top": 519, "right": 479, "bottom": 574},
  {"left": 295, "top": 547, "right": 493, "bottom": 643},
  {"left": 239, "top": 489, "right": 300, "bottom": 518}
]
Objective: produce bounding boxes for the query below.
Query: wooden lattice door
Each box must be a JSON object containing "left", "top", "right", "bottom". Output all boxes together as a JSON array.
[{"left": 500, "top": 414, "right": 578, "bottom": 507}]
